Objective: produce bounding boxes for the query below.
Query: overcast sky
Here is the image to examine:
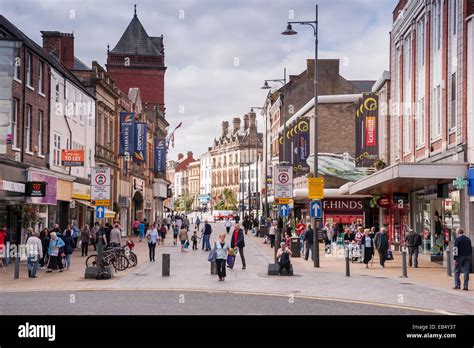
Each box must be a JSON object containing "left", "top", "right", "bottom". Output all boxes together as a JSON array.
[{"left": 1, "top": 0, "right": 397, "bottom": 160}]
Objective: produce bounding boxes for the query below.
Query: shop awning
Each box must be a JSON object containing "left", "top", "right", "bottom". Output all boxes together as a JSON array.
[
  {"left": 74, "top": 199, "right": 116, "bottom": 218},
  {"left": 345, "top": 163, "right": 468, "bottom": 195}
]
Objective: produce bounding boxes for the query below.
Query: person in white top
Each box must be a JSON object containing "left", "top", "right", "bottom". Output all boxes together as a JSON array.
[
  {"left": 26, "top": 230, "right": 43, "bottom": 278},
  {"left": 268, "top": 221, "right": 277, "bottom": 248},
  {"left": 224, "top": 218, "right": 232, "bottom": 234},
  {"left": 145, "top": 224, "right": 159, "bottom": 262}
]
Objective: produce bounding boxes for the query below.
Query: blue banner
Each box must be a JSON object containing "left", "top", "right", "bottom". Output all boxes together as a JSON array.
[
  {"left": 468, "top": 168, "right": 474, "bottom": 197},
  {"left": 133, "top": 122, "right": 147, "bottom": 163},
  {"left": 154, "top": 138, "right": 167, "bottom": 174},
  {"left": 119, "top": 112, "right": 135, "bottom": 156}
]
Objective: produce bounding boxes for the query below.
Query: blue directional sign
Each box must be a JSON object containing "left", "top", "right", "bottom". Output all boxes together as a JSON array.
[
  {"left": 310, "top": 201, "right": 322, "bottom": 219},
  {"left": 279, "top": 204, "right": 289, "bottom": 217},
  {"left": 96, "top": 206, "right": 105, "bottom": 219}
]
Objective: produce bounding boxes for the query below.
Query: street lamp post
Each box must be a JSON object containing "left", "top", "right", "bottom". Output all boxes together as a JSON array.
[
  {"left": 282, "top": 4, "right": 320, "bottom": 268},
  {"left": 251, "top": 107, "right": 264, "bottom": 219}
]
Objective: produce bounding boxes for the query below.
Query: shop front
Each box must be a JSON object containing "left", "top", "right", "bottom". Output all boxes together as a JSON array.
[
  {"left": 71, "top": 182, "right": 94, "bottom": 229},
  {"left": 48, "top": 176, "right": 74, "bottom": 230},
  {"left": 27, "top": 170, "right": 57, "bottom": 234},
  {"left": 322, "top": 198, "right": 366, "bottom": 227},
  {"left": 131, "top": 177, "right": 145, "bottom": 221}
]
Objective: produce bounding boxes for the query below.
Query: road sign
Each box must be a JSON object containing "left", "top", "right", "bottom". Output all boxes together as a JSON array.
[
  {"left": 308, "top": 177, "right": 324, "bottom": 200},
  {"left": 279, "top": 204, "right": 289, "bottom": 217},
  {"left": 275, "top": 198, "right": 294, "bottom": 205},
  {"left": 274, "top": 165, "right": 293, "bottom": 199},
  {"left": 310, "top": 201, "right": 322, "bottom": 219},
  {"left": 95, "top": 206, "right": 105, "bottom": 219},
  {"left": 91, "top": 166, "right": 111, "bottom": 203},
  {"left": 91, "top": 199, "right": 110, "bottom": 207}
]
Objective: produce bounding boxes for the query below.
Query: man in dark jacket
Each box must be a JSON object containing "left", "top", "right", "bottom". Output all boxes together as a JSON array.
[
  {"left": 242, "top": 217, "right": 250, "bottom": 235},
  {"left": 201, "top": 220, "right": 212, "bottom": 251},
  {"left": 453, "top": 228, "right": 472, "bottom": 291},
  {"left": 231, "top": 223, "right": 246, "bottom": 269},
  {"left": 303, "top": 225, "right": 314, "bottom": 261},
  {"left": 374, "top": 228, "right": 389, "bottom": 267},
  {"left": 405, "top": 228, "right": 422, "bottom": 268}
]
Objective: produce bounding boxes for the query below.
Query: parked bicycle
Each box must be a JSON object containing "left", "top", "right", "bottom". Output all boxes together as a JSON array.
[{"left": 85, "top": 246, "right": 129, "bottom": 271}]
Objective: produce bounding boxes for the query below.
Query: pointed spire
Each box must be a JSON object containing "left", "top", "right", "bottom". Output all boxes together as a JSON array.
[
  {"left": 107, "top": 44, "right": 110, "bottom": 53},
  {"left": 134, "top": 4, "right": 137, "bottom": 16}
]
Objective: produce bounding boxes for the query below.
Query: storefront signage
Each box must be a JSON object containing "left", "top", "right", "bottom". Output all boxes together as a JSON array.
[
  {"left": 365, "top": 117, "right": 377, "bottom": 146},
  {"left": 133, "top": 178, "right": 145, "bottom": 192},
  {"left": 61, "top": 149, "right": 84, "bottom": 166},
  {"left": 424, "top": 184, "right": 449, "bottom": 200},
  {"left": 133, "top": 122, "right": 147, "bottom": 163},
  {"left": 154, "top": 138, "right": 167, "bottom": 174},
  {"left": 393, "top": 193, "right": 409, "bottom": 204},
  {"left": 26, "top": 172, "right": 57, "bottom": 205},
  {"left": 26, "top": 182, "right": 47, "bottom": 197},
  {"left": 72, "top": 182, "right": 90, "bottom": 200},
  {"left": 322, "top": 199, "right": 364, "bottom": 212},
  {"left": 453, "top": 177, "right": 468, "bottom": 190},
  {"left": 355, "top": 93, "right": 379, "bottom": 167},
  {"left": 119, "top": 112, "right": 135, "bottom": 156},
  {"left": 0, "top": 179, "right": 25, "bottom": 193}
]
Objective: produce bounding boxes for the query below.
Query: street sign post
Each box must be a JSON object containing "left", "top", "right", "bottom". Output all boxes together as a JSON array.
[
  {"left": 279, "top": 204, "right": 289, "bottom": 217},
  {"left": 273, "top": 164, "right": 293, "bottom": 199},
  {"left": 91, "top": 167, "right": 111, "bottom": 206},
  {"left": 308, "top": 177, "right": 324, "bottom": 200},
  {"left": 275, "top": 198, "right": 294, "bottom": 205},
  {"left": 310, "top": 200, "right": 322, "bottom": 219},
  {"left": 96, "top": 206, "right": 105, "bottom": 219}
]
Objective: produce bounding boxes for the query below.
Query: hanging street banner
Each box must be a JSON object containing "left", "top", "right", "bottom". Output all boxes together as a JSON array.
[
  {"left": 61, "top": 149, "right": 84, "bottom": 166},
  {"left": 119, "top": 112, "right": 135, "bottom": 156},
  {"left": 355, "top": 93, "right": 379, "bottom": 168},
  {"left": 133, "top": 122, "right": 147, "bottom": 163},
  {"left": 154, "top": 138, "right": 167, "bottom": 174},
  {"left": 279, "top": 118, "right": 310, "bottom": 178}
]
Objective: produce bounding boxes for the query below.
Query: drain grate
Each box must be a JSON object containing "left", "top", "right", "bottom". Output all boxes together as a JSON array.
[{"left": 132, "top": 273, "right": 149, "bottom": 276}]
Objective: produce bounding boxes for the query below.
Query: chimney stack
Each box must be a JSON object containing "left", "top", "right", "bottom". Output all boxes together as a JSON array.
[
  {"left": 244, "top": 114, "right": 249, "bottom": 131},
  {"left": 249, "top": 112, "right": 256, "bottom": 130},
  {"left": 222, "top": 121, "right": 229, "bottom": 136},
  {"left": 187, "top": 151, "right": 193, "bottom": 160},
  {"left": 233, "top": 117, "right": 241, "bottom": 133},
  {"left": 41, "top": 31, "right": 75, "bottom": 69},
  {"left": 178, "top": 153, "right": 184, "bottom": 161}
]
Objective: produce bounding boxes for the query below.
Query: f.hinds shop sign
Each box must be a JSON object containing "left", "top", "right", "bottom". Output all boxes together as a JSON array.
[{"left": 322, "top": 199, "right": 364, "bottom": 212}]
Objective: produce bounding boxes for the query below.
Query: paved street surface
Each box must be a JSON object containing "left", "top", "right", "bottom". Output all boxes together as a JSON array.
[
  {"left": 0, "top": 290, "right": 435, "bottom": 315},
  {"left": 1, "top": 221, "right": 473, "bottom": 315}
]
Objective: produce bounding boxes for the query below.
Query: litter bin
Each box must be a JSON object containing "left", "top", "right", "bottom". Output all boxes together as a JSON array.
[
  {"left": 259, "top": 226, "right": 268, "bottom": 237},
  {"left": 290, "top": 237, "right": 301, "bottom": 258}
]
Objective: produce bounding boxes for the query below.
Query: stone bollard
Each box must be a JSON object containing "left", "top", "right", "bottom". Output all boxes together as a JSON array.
[
  {"left": 401, "top": 249, "right": 408, "bottom": 278},
  {"left": 446, "top": 247, "right": 452, "bottom": 277},
  {"left": 210, "top": 261, "right": 217, "bottom": 275},
  {"left": 162, "top": 254, "right": 170, "bottom": 276},
  {"left": 345, "top": 247, "right": 350, "bottom": 277}
]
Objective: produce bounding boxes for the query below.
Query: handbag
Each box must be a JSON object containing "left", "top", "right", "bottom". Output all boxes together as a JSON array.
[
  {"left": 207, "top": 244, "right": 217, "bottom": 262},
  {"left": 386, "top": 249, "right": 394, "bottom": 261}
]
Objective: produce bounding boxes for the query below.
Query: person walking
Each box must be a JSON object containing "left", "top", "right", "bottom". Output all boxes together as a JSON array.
[
  {"left": 179, "top": 226, "right": 188, "bottom": 251},
  {"left": 62, "top": 230, "right": 74, "bottom": 271},
  {"left": 253, "top": 217, "right": 259, "bottom": 236},
  {"left": 90, "top": 222, "right": 99, "bottom": 251},
  {"left": 158, "top": 224, "right": 167, "bottom": 246},
  {"left": 215, "top": 233, "right": 230, "bottom": 281},
  {"left": 374, "top": 227, "right": 389, "bottom": 268},
  {"left": 26, "top": 230, "right": 42, "bottom": 278},
  {"left": 195, "top": 216, "right": 201, "bottom": 230},
  {"left": 268, "top": 220, "right": 276, "bottom": 249},
  {"left": 46, "top": 232, "right": 65, "bottom": 273},
  {"left": 453, "top": 228, "right": 472, "bottom": 291},
  {"left": 303, "top": 224, "right": 314, "bottom": 261},
  {"left": 405, "top": 228, "right": 422, "bottom": 268},
  {"left": 201, "top": 220, "right": 212, "bottom": 251},
  {"left": 146, "top": 225, "right": 159, "bottom": 262},
  {"left": 224, "top": 218, "right": 232, "bottom": 234},
  {"left": 39, "top": 228, "right": 50, "bottom": 269},
  {"left": 230, "top": 223, "right": 246, "bottom": 269},
  {"left": 361, "top": 229, "right": 374, "bottom": 268},
  {"left": 138, "top": 221, "right": 145, "bottom": 242},
  {"left": 80, "top": 224, "right": 91, "bottom": 257},
  {"left": 132, "top": 219, "right": 140, "bottom": 237},
  {"left": 243, "top": 216, "right": 250, "bottom": 235},
  {"left": 109, "top": 224, "right": 122, "bottom": 248},
  {"left": 191, "top": 230, "right": 199, "bottom": 250},
  {"left": 172, "top": 223, "right": 179, "bottom": 245},
  {"left": 71, "top": 218, "right": 80, "bottom": 249},
  {"left": 276, "top": 242, "right": 293, "bottom": 276}
]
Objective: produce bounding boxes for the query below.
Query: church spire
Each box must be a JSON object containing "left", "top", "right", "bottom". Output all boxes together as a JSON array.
[{"left": 134, "top": 4, "right": 137, "bottom": 17}]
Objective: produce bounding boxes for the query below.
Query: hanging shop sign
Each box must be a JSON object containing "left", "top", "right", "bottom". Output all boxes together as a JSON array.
[
  {"left": 468, "top": 168, "right": 474, "bottom": 197},
  {"left": 154, "top": 138, "right": 167, "bottom": 174},
  {"left": 355, "top": 93, "right": 379, "bottom": 167},
  {"left": 119, "top": 112, "right": 135, "bottom": 156},
  {"left": 392, "top": 193, "right": 409, "bottom": 204},
  {"left": 133, "top": 122, "right": 147, "bottom": 163},
  {"left": 26, "top": 182, "right": 47, "bottom": 197}
]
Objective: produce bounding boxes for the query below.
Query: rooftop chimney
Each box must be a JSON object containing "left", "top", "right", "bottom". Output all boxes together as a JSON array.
[
  {"left": 187, "top": 151, "right": 193, "bottom": 160},
  {"left": 244, "top": 114, "right": 249, "bottom": 131},
  {"left": 178, "top": 153, "right": 184, "bottom": 161},
  {"left": 222, "top": 121, "right": 229, "bottom": 136},
  {"left": 249, "top": 112, "right": 256, "bottom": 130},
  {"left": 41, "top": 31, "right": 75, "bottom": 69},
  {"left": 233, "top": 117, "right": 241, "bottom": 133}
]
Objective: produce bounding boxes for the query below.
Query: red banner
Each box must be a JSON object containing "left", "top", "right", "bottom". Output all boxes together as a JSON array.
[{"left": 365, "top": 116, "right": 376, "bottom": 147}]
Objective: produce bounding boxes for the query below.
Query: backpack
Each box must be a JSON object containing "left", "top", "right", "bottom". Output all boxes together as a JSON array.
[{"left": 280, "top": 251, "right": 290, "bottom": 265}]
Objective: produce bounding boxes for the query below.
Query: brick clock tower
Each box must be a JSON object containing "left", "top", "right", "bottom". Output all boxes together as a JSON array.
[{"left": 107, "top": 5, "right": 166, "bottom": 113}]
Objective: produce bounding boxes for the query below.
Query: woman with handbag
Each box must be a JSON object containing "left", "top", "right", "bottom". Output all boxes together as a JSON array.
[
  {"left": 46, "top": 232, "right": 65, "bottom": 273},
  {"left": 81, "top": 224, "right": 91, "bottom": 257},
  {"left": 214, "top": 233, "right": 230, "bottom": 281}
]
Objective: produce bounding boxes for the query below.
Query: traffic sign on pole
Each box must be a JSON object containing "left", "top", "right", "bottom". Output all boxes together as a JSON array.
[
  {"left": 308, "top": 177, "right": 324, "bottom": 200},
  {"left": 96, "top": 206, "right": 105, "bottom": 219},
  {"left": 91, "top": 166, "right": 111, "bottom": 206},
  {"left": 274, "top": 198, "right": 294, "bottom": 205},
  {"left": 310, "top": 201, "right": 322, "bottom": 219},
  {"left": 273, "top": 164, "right": 293, "bottom": 199},
  {"left": 279, "top": 204, "right": 289, "bottom": 217}
]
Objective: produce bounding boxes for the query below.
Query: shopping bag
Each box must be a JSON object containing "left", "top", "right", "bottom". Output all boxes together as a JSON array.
[
  {"left": 386, "top": 249, "right": 394, "bottom": 261},
  {"left": 227, "top": 255, "right": 236, "bottom": 269},
  {"left": 208, "top": 248, "right": 217, "bottom": 262}
]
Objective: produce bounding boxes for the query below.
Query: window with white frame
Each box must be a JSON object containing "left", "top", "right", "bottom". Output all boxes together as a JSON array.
[
  {"left": 452, "top": 0, "right": 457, "bottom": 35},
  {"left": 38, "top": 61, "right": 44, "bottom": 94},
  {"left": 55, "top": 81, "right": 60, "bottom": 103},
  {"left": 14, "top": 53, "right": 20, "bottom": 81},
  {"left": 26, "top": 104, "right": 32, "bottom": 152},
  {"left": 435, "top": 0, "right": 442, "bottom": 51},
  {"left": 26, "top": 52, "right": 32, "bottom": 87},
  {"left": 53, "top": 133, "right": 61, "bottom": 166},
  {"left": 403, "top": 36, "right": 412, "bottom": 153},
  {"left": 11, "top": 99, "right": 18, "bottom": 148},
  {"left": 432, "top": 86, "right": 442, "bottom": 138},
  {"left": 38, "top": 110, "right": 43, "bottom": 155},
  {"left": 416, "top": 98, "right": 425, "bottom": 146},
  {"left": 450, "top": 73, "right": 457, "bottom": 129}
]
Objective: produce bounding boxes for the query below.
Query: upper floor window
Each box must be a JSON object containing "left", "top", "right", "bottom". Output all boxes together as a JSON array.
[
  {"left": 38, "top": 110, "right": 43, "bottom": 156},
  {"left": 11, "top": 98, "right": 19, "bottom": 148},
  {"left": 26, "top": 104, "right": 32, "bottom": 152},
  {"left": 26, "top": 52, "right": 33, "bottom": 87},
  {"left": 14, "top": 53, "right": 21, "bottom": 81},
  {"left": 38, "top": 61, "right": 44, "bottom": 94}
]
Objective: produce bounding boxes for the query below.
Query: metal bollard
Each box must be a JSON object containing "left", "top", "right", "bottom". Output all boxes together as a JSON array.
[
  {"left": 345, "top": 247, "right": 350, "bottom": 277},
  {"left": 401, "top": 249, "right": 408, "bottom": 278},
  {"left": 162, "top": 253, "right": 170, "bottom": 276},
  {"left": 446, "top": 247, "right": 452, "bottom": 277},
  {"left": 14, "top": 256, "right": 20, "bottom": 279},
  {"left": 210, "top": 261, "right": 217, "bottom": 275}
]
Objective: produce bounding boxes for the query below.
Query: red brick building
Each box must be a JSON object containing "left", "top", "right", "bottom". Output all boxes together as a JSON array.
[{"left": 106, "top": 7, "right": 166, "bottom": 114}]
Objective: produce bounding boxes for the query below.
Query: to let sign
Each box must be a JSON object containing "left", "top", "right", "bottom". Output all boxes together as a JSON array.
[
  {"left": 308, "top": 177, "right": 324, "bottom": 200},
  {"left": 61, "top": 149, "right": 84, "bottom": 166}
]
